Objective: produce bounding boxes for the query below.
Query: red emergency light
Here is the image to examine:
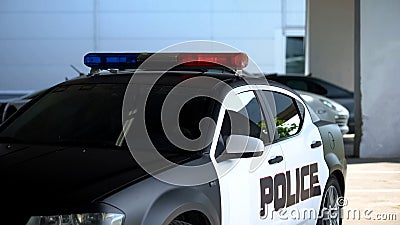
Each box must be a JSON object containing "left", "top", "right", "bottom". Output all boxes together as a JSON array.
[{"left": 177, "top": 53, "right": 249, "bottom": 70}]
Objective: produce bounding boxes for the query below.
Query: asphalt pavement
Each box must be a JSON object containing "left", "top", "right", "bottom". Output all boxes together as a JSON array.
[{"left": 342, "top": 136, "right": 400, "bottom": 225}]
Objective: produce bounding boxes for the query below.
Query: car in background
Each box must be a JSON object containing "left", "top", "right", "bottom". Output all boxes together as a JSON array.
[
  {"left": 0, "top": 91, "right": 32, "bottom": 101},
  {"left": 297, "top": 90, "right": 349, "bottom": 134},
  {"left": 266, "top": 74, "right": 355, "bottom": 133},
  {"left": 0, "top": 91, "right": 33, "bottom": 123},
  {"left": 1, "top": 66, "right": 85, "bottom": 124},
  {"left": 1, "top": 89, "right": 46, "bottom": 123}
]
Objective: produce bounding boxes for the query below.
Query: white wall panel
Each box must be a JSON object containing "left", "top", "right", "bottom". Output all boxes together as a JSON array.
[
  {"left": 0, "top": 40, "right": 92, "bottom": 65},
  {"left": 1, "top": 0, "right": 92, "bottom": 12},
  {"left": 286, "top": 0, "right": 306, "bottom": 12},
  {"left": 0, "top": 13, "right": 93, "bottom": 39},
  {"left": 98, "top": 0, "right": 213, "bottom": 12},
  {"left": 0, "top": 0, "right": 305, "bottom": 91},
  {"left": 211, "top": 12, "right": 279, "bottom": 38},
  {"left": 211, "top": 0, "right": 281, "bottom": 11},
  {"left": 286, "top": 12, "right": 305, "bottom": 27},
  {"left": 96, "top": 12, "right": 212, "bottom": 39}
]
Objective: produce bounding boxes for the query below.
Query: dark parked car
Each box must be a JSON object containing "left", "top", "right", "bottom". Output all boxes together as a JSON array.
[
  {"left": 1, "top": 89, "right": 47, "bottom": 123},
  {"left": 0, "top": 91, "right": 33, "bottom": 124},
  {"left": 266, "top": 74, "right": 354, "bottom": 133}
]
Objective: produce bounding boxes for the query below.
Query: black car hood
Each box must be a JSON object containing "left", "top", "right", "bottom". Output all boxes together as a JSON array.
[{"left": 0, "top": 143, "right": 150, "bottom": 216}]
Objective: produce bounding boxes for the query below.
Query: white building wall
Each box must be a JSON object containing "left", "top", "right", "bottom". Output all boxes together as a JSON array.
[
  {"left": 0, "top": 0, "right": 305, "bottom": 91},
  {"left": 360, "top": 0, "right": 400, "bottom": 157},
  {"left": 0, "top": 0, "right": 94, "bottom": 91}
]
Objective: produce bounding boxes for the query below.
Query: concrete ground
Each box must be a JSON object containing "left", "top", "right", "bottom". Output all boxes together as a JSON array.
[{"left": 341, "top": 135, "right": 400, "bottom": 224}]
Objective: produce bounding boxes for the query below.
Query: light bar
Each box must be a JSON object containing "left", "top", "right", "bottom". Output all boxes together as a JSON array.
[
  {"left": 83, "top": 52, "right": 249, "bottom": 70},
  {"left": 178, "top": 53, "right": 248, "bottom": 70}
]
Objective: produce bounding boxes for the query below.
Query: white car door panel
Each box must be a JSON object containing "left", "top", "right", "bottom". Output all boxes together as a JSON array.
[
  {"left": 211, "top": 90, "right": 287, "bottom": 225},
  {"left": 210, "top": 87, "right": 329, "bottom": 225},
  {"left": 267, "top": 91, "right": 329, "bottom": 224}
]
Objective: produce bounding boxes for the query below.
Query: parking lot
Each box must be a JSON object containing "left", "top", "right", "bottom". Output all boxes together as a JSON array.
[{"left": 343, "top": 137, "right": 400, "bottom": 225}]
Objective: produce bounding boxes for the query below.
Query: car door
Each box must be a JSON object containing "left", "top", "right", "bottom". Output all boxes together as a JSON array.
[
  {"left": 210, "top": 89, "right": 286, "bottom": 225},
  {"left": 258, "top": 89, "right": 329, "bottom": 224}
]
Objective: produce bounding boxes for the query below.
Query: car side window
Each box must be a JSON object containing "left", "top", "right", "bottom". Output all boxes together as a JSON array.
[
  {"left": 260, "top": 91, "right": 304, "bottom": 142},
  {"left": 215, "top": 91, "right": 269, "bottom": 156}
]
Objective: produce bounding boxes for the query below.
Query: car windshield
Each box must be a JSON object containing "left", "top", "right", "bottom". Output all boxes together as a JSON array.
[
  {"left": 23, "top": 88, "right": 47, "bottom": 100},
  {"left": 317, "top": 79, "right": 353, "bottom": 98},
  {"left": 0, "top": 83, "right": 218, "bottom": 151}
]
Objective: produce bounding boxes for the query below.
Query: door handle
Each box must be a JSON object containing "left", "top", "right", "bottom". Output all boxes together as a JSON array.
[
  {"left": 311, "top": 140, "right": 322, "bottom": 148},
  {"left": 268, "top": 155, "right": 283, "bottom": 164}
]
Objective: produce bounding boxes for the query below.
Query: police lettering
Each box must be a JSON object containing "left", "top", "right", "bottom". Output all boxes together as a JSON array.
[{"left": 259, "top": 163, "right": 321, "bottom": 217}]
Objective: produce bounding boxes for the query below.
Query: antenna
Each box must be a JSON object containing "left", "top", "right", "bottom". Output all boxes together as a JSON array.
[{"left": 70, "top": 65, "right": 85, "bottom": 76}]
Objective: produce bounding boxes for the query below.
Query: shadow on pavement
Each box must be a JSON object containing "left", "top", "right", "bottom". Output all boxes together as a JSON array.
[{"left": 347, "top": 157, "right": 400, "bottom": 164}]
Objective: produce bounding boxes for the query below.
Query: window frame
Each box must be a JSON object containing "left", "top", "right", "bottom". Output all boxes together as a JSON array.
[
  {"left": 257, "top": 90, "right": 305, "bottom": 143},
  {"left": 218, "top": 90, "right": 271, "bottom": 145},
  {"left": 209, "top": 85, "right": 309, "bottom": 160}
]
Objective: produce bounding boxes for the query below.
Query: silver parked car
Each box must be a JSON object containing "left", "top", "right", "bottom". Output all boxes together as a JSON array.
[{"left": 297, "top": 90, "right": 349, "bottom": 134}]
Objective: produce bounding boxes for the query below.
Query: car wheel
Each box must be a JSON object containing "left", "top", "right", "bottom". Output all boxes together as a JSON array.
[
  {"left": 318, "top": 176, "right": 343, "bottom": 225},
  {"left": 169, "top": 220, "right": 193, "bottom": 225}
]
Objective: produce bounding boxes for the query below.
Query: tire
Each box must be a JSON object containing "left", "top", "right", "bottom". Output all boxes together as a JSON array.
[
  {"left": 169, "top": 220, "right": 193, "bottom": 225},
  {"left": 317, "top": 176, "right": 343, "bottom": 225}
]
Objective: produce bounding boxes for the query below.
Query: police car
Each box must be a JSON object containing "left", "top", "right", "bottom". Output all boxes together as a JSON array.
[{"left": 0, "top": 52, "right": 346, "bottom": 225}]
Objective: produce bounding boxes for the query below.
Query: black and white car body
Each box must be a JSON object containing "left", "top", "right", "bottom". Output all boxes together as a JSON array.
[{"left": 0, "top": 53, "right": 346, "bottom": 225}]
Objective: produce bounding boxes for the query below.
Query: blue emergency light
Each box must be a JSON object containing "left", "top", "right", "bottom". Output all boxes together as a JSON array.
[{"left": 84, "top": 53, "right": 141, "bottom": 69}]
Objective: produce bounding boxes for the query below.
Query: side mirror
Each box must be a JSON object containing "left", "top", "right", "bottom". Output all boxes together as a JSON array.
[{"left": 218, "top": 135, "right": 264, "bottom": 162}]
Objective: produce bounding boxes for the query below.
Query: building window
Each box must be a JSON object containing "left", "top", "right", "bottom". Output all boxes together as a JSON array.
[{"left": 286, "top": 36, "right": 305, "bottom": 74}]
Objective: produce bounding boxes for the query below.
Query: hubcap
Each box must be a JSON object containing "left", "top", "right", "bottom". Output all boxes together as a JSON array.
[{"left": 321, "top": 185, "right": 341, "bottom": 225}]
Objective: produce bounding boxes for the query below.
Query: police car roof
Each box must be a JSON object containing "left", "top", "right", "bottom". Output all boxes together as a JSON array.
[{"left": 59, "top": 69, "right": 299, "bottom": 97}]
